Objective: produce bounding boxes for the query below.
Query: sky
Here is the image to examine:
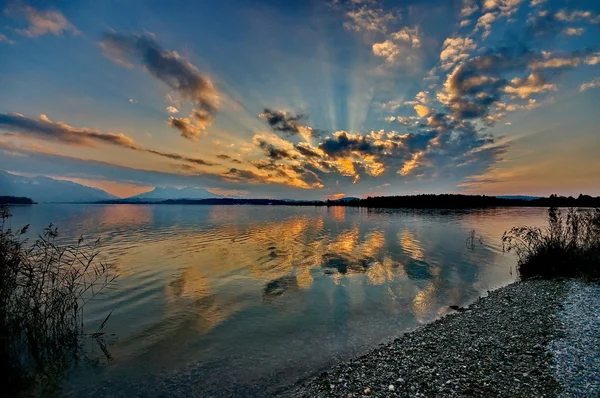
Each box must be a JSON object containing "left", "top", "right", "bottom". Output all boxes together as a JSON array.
[{"left": 0, "top": 0, "right": 599, "bottom": 199}]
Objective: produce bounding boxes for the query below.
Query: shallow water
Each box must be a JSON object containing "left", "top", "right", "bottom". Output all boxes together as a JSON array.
[{"left": 8, "top": 204, "right": 548, "bottom": 396}]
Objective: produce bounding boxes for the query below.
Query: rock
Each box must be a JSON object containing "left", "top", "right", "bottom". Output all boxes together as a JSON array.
[{"left": 363, "top": 387, "right": 371, "bottom": 395}]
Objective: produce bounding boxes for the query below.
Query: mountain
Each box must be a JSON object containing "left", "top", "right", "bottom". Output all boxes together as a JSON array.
[
  {"left": 496, "top": 195, "right": 541, "bottom": 201},
  {"left": 0, "top": 171, "right": 117, "bottom": 203},
  {"left": 126, "top": 186, "right": 224, "bottom": 201},
  {"left": 332, "top": 196, "right": 361, "bottom": 202}
]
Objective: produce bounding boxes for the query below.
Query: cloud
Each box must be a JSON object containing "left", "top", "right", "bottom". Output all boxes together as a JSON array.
[
  {"left": 390, "top": 26, "right": 421, "bottom": 48},
  {"left": 504, "top": 72, "right": 556, "bottom": 98},
  {"left": 0, "top": 113, "right": 137, "bottom": 148},
  {"left": 563, "top": 27, "right": 584, "bottom": 36},
  {"left": 259, "top": 108, "right": 322, "bottom": 138},
  {"left": 0, "top": 113, "right": 218, "bottom": 167},
  {"left": 255, "top": 139, "right": 296, "bottom": 160},
  {"left": 530, "top": 54, "right": 582, "bottom": 69},
  {"left": 216, "top": 154, "right": 242, "bottom": 164},
  {"left": 414, "top": 104, "right": 433, "bottom": 117},
  {"left": 343, "top": 5, "right": 397, "bottom": 33},
  {"left": 145, "top": 149, "right": 218, "bottom": 166},
  {"left": 461, "top": 0, "right": 479, "bottom": 17},
  {"left": 372, "top": 26, "right": 421, "bottom": 66},
  {"left": 475, "top": 0, "right": 524, "bottom": 39},
  {"left": 294, "top": 143, "right": 323, "bottom": 158},
  {"left": 100, "top": 32, "right": 220, "bottom": 139},
  {"left": 168, "top": 116, "right": 204, "bottom": 140},
  {"left": 166, "top": 106, "right": 179, "bottom": 114},
  {"left": 259, "top": 108, "right": 304, "bottom": 135},
  {"left": 0, "top": 33, "right": 15, "bottom": 44},
  {"left": 6, "top": 5, "right": 79, "bottom": 38},
  {"left": 440, "top": 37, "right": 477, "bottom": 70},
  {"left": 555, "top": 9, "right": 597, "bottom": 23},
  {"left": 580, "top": 78, "right": 600, "bottom": 92},
  {"left": 372, "top": 40, "right": 402, "bottom": 65},
  {"left": 435, "top": 43, "right": 588, "bottom": 122},
  {"left": 338, "top": 1, "right": 421, "bottom": 67},
  {"left": 206, "top": 187, "right": 248, "bottom": 197},
  {"left": 586, "top": 54, "right": 600, "bottom": 66}
]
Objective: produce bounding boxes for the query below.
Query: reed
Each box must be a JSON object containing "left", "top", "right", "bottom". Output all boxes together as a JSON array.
[
  {"left": 0, "top": 204, "right": 116, "bottom": 395},
  {"left": 502, "top": 207, "right": 600, "bottom": 280}
]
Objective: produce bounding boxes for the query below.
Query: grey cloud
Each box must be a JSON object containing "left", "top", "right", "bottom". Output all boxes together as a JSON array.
[
  {"left": 0, "top": 113, "right": 217, "bottom": 168},
  {"left": 256, "top": 139, "right": 296, "bottom": 160},
  {"left": 294, "top": 143, "right": 322, "bottom": 158},
  {"left": 168, "top": 116, "right": 204, "bottom": 140},
  {"left": 217, "top": 154, "right": 243, "bottom": 164},
  {"left": 259, "top": 108, "right": 305, "bottom": 135},
  {"left": 145, "top": 149, "right": 218, "bottom": 167},
  {"left": 318, "top": 132, "right": 378, "bottom": 158},
  {"left": 101, "top": 32, "right": 219, "bottom": 138},
  {"left": 259, "top": 108, "right": 323, "bottom": 138},
  {"left": 0, "top": 113, "right": 138, "bottom": 149},
  {"left": 6, "top": 5, "right": 79, "bottom": 38}
]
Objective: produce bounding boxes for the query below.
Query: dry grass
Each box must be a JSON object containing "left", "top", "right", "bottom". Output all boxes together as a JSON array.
[
  {"left": 503, "top": 207, "right": 600, "bottom": 280},
  {"left": 0, "top": 204, "right": 116, "bottom": 395}
]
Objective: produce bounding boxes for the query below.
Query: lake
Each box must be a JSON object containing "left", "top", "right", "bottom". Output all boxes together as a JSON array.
[{"left": 8, "top": 204, "right": 549, "bottom": 396}]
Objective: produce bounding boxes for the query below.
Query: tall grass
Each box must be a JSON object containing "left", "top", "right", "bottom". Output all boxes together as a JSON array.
[
  {"left": 0, "top": 205, "right": 116, "bottom": 395},
  {"left": 502, "top": 207, "right": 600, "bottom": 279}
]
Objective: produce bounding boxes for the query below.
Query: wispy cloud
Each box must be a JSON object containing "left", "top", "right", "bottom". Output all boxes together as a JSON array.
[
  {"left": 0, "top": 113, "right": 218, "bottom": 167},
  {"left": 0, "top": 33, "right": 15, "bottom": 44},
  {"left": 5, "top": 5, "right": 79, "bottom": 38},
  {"left": 100, "top": 32, "right": 220, "bottom": 140},
  {"left": 580, "top": 77, "right": 600, "bottom": 92}
]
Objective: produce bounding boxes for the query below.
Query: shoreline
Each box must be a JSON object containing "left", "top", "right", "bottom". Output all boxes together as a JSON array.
[{"left": 285, "top": 280, "right": 570, "bottom": 397}]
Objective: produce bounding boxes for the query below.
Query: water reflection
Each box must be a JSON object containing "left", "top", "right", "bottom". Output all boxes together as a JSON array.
[{"left": 6, "top": 205, "right": 550, "bottom": 397}]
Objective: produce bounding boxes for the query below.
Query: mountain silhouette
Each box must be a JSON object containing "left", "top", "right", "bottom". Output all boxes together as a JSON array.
[{"left": 0, "top": 170, "right": 116, "bottom": 203}]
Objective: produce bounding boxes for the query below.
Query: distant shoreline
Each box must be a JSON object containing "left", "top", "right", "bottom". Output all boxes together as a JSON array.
[
  {"left": 81, "top": 193, "right": 600, "bottom": 209},
  {"left": 0, "top": 196, "right": 36, "bottom": 205}
]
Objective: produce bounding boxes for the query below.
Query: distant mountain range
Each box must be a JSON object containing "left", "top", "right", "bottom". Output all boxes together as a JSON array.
[
  {"left": 496, "top": 195, "right": 541, "bottom": 201},
  {"left": 0, "top": 171, "right": 117, "bottom": 203},
  {"left": 0, "top": 170, "right": 228, "bottom": 203},
  {"left": 127, "top": 186, "right": 224, "bottom": 202}
]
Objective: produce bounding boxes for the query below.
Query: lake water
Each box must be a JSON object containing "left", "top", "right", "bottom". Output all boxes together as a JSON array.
[{"left": 8, "top": 204, "right": 549, "bottom": 396}]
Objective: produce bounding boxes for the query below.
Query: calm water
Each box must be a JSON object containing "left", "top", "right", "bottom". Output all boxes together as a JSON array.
[{"left": 9, "top": 204, "right": 549, "bottom": 396}]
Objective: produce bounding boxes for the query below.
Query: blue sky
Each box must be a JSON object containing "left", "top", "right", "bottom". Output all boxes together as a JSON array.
[{"left": 1, "top": 0, "right": 599, "bottom": 198}]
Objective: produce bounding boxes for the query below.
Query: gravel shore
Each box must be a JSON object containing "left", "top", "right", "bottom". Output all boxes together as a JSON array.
[
  {"left": 288, "top": 280, "right": 570, "bottom": 397},
  {"left": 551, "top": 281, "right": 600, "bottom": 397}
]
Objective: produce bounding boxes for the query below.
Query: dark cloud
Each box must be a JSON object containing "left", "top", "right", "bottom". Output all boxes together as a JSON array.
[
  {"left": 259, "top": 108, "right": 305, "bottom": 135},
  {"left": 259, "top": 108, "right": 324, "bottom": 138},
  {"left": 0, "top": 113, "right": 217, "bottom": 168},
  {"left": 145, "top": 149, "right": 218, "bottom": 166},
  {"left": 318, "top": 132, "right": 379, "bottom": 158},
  {"left": 256, "top": 139, "right": 297, "bottom": 160},
  {"left": 0, "top": 113, "right": 138, "bottom": 149},
  {"left": 294, "top": 143, "right": 322, "bottom": 158},
  {"left": 217, "top": 154, "right": 243, "bottom": 164},
  {"left": 168, "top": 117, "right": 203, "bottom": 140},
  {"left": 224, "top": 168, "right": 271, "bottom": 184},
  {"left": 101, "top": 32, "right": 219, "bottom": 139}
]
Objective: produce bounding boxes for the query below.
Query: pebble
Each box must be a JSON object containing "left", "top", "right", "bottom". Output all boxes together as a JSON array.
[
  {"left": 290, "top": 280, "right": 568, "bottom": 397},
  {"left": 550, "top": 281, "right": 600, "bottom": 397}
]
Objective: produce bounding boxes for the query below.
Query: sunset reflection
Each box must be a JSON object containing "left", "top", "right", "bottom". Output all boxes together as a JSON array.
[
  {"left": 399, "top": 230, "right": 425, "bottom": 261},
  {"left": 329, "top": 206, "right": 346, "bottom": 222}
]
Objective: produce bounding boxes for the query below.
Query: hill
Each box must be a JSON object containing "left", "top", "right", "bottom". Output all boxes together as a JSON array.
[
  {"left": 0, "top": 171, "right": 116, "bottom": 203},
  {"left": 126, "top": 186, "right": 225, "bottom": 201}
]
